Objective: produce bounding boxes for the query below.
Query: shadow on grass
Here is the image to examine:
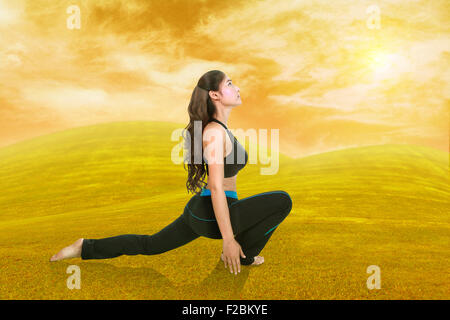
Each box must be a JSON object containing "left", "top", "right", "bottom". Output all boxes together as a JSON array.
[
  {"left": 197, "top": 258, "right": 250, "bottom": 299},
  {"left": 48, "top": 258, "right": 250, "bottom": 299}
]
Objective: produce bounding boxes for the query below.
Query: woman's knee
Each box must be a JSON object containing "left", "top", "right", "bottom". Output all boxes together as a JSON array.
[{"left": 278, "top": 191, "right": 293, "bottom": 217}]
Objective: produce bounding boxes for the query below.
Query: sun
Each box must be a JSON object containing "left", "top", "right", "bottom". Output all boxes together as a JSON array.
[
  {"left": 369, "top": 51, "right": 395, "bottom": 72},
  {"left": 367, "top": 50, "right": 403, "bottom": 80}
]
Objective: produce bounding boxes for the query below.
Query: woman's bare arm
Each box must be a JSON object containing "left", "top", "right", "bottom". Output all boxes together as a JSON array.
[
  {"left": 210, "top": 188, "right": 234, "bottom": 240},
  {"left": 203, "top": 124, "right": 245, "bottom": 275},
  {"left": 203, "top": 124, "right": 234, "bottom": 240}
]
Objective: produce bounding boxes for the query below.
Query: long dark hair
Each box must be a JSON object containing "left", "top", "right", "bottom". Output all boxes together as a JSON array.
[{"left": 183, "top": 70, "right": 225, "bottom": 195}]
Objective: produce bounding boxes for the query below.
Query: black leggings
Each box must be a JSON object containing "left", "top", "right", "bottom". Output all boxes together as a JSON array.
[{"left": 81, "top": 190, "right": 293, "bottom": 265}]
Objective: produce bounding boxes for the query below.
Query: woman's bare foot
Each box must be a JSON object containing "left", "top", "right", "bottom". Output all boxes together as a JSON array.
[
  {"left": 49, "top": 238, "right": 84, "bottom": 262},
  {"left": 251, "top": 256, "right": 264, "bottom": 265},
  {"left": 220, "top": 253, "right": 264, "bottom": 266}
]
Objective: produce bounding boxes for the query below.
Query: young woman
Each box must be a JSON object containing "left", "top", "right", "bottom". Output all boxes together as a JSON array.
[{"left": 50, "top": 70, "right": 293, "bottom": 275}]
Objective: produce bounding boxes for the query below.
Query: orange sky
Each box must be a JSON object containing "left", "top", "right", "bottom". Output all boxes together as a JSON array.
[{"left": 0, "top": 0, "right": 448, "bottom": 158}]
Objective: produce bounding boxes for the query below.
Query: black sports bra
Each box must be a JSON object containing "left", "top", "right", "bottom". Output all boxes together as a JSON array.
[{"left": 203, "top": 119, "right": 248, "bottom": 178}]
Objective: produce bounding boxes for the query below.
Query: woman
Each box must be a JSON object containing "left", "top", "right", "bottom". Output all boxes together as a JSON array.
[{"left": 50, "top": 70, "right": 293, "bottom": 275}]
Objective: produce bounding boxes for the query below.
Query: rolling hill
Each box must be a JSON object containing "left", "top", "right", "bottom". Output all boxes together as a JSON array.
[{"left": 0, "top": 120, "right": 448, "bottom": 299}]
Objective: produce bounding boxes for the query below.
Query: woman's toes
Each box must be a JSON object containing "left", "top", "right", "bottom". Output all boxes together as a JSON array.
[
  {"left": 251, "top": 256, "right": 264, "bottom": 265},
  {"left": 50, "top": 251, "right": 63, "bottom": 262},
  {"left": 49, "top": 250, "right": 63, "bottom": 262}
]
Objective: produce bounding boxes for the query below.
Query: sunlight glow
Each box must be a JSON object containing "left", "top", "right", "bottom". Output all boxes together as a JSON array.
[
  {"left": 367, "top": 50, "right": 404, "bottom": 80},
  {"left": 0, "top": 1, "right": 22, "bottom": 25}
]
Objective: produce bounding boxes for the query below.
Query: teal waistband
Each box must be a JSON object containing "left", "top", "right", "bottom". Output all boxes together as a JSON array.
[{"left": 200, "top": 188, "right": 238, "bottom": 199}]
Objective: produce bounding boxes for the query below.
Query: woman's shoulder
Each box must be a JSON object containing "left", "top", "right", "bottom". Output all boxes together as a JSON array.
[
  {"left": 204, "top": 120, "right": 222, "bottom": 130},
  {"left": 203, "top": 121, "right": 227, "bottom": 155},
  {"left": 203, "top": 121, "right": 227, "bottom": 137}
]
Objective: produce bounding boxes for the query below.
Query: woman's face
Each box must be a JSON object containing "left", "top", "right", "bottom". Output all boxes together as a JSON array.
[{"left": 217, "top": 75, "right": 241, "bottom": 106}]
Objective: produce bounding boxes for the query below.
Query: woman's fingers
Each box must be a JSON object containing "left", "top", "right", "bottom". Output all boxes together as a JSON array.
[
  {"left": 240, "top": 247, "right": 246, "bottom": 258},
  {"left": 232, "top": 259, "right": 238, "bottom": 275},
  {"left": 227, "top": 257, "right": 233, "bottom": 273},
  {"left": 227, "top": 256, "right": 237, "bottom": 274},
  {"left": 223, "top": 254, "right": 242, "bottom": 275}
]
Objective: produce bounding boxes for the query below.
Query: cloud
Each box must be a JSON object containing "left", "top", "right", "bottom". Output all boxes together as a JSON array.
[{"left": 0, "top": 0, "right": 448, "bottom": 157}]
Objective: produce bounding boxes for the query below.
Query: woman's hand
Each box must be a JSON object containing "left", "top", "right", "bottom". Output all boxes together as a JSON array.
[{"left": 222, "top": 238, "right": 246, "bottom": 275}]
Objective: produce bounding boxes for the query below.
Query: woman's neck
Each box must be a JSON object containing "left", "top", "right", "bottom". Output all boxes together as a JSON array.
[{"left": 213, "top": 110, "right": 231, "bottom": 127}]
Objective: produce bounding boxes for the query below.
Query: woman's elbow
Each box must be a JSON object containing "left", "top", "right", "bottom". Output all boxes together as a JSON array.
[{"left": 208, "top": 184, "right": 224, "bottom": 193}]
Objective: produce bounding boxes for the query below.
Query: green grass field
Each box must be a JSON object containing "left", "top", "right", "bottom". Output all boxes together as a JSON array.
[{"left": 0, "top": 120, "right": 448, "bottom": 299}]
